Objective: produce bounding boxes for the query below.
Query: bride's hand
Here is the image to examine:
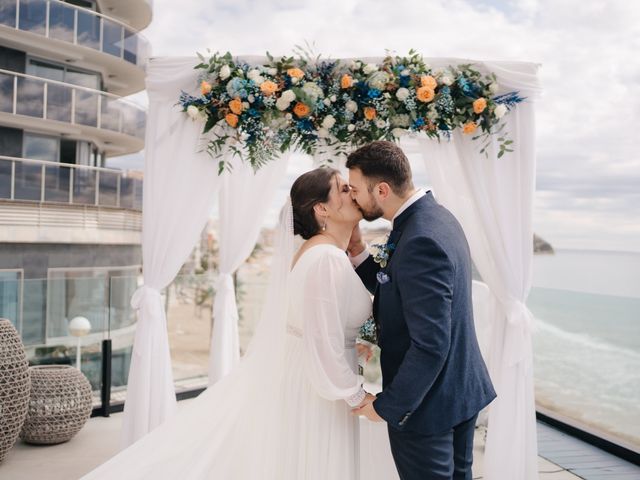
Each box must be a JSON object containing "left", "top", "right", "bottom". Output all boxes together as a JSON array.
[
  {"left": 356, "top": 343, "right": 373, "bottom": 363},
  {"left": 347, "top": 224, "right": 366, "bottom": 257}
]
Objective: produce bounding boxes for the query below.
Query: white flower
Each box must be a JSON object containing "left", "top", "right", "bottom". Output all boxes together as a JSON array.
[
  {"left": 427, "top": 109, "right": 439, "bottom": 121},
  {"left": 291, "top": 77, "right": 299, "bottom": 85},
  {"left": 363, "top": 63, "right": 378, "bottom": 75},
  {"left": 347, "top": 124, "right": 356, "bottom": 132},
  {"left": 285, "top": 113, "right": 293, "bottom": 120},
  {"left": 318, "top": 127, "right": 330, "bottom": 138},
  {"left": 489, "top": 82, "right": 499, "bottom": 94},
  {"left": 322, "top": 115, "right": 336, "bottom": 129},
  {"left": 186, "top": 105, "right": 200, "bottom": 120},
  {"left": 242, "top": 101, "right": 250, "bottom": 110},
  {"left": 384, "top": 92, "right": 391, "bottom": 99},
  {"left": 392, "top": 128, "right": 405, "bottom": 138},
  {"left": 494, "top": 104, "right": 507, "bottom": 119},
  {"left": 281, "top": 90, "right": 296, "bottom": 103},
  {"left": 330, "top": 94, "right": 337, "bottom": 102},
  {"left": 346, "top": 100, "right": 358, "bottom": 113},
  {"left": 302, "top": 82, "right": 324, "bottom": 102},
  {"left": 323, "top": 98, "right": 332, "bottom": 106},
  {"left": 400, "top": 69, "right": 411, "bottom": 77},
  {"left": 375, "top": 119, "right": 386, "bottom": 129},
  {"left": 390, "top": 114, "right": 410, "bottom": 127},
  {"left": 248, "top": 94, "right": 255, "bottom": 103},
  {"left": 267, "top": 68, "right": 278, "bottom": 76},
  {"left": 247, "top": 69, "right": 261, "bottom": 81},
  {"left": 396, "top": 88, "right": 410, "bottom": 101},
  {"left": 440, "top": 75, "right": 454, "bottom": 86},
  {"left": 219, "top": 65, "right": 231, "bottom": 80},
  {"left": 368, "top": 71, "right": 390, "bottom": 90},
  {"left": 276, "top": 97, "right": 291, "bottom": 111}
]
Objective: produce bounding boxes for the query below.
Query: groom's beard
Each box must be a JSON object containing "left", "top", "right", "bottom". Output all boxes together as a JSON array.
[{"left": 357, "top": 202, "right": 384, "bottom": 222}]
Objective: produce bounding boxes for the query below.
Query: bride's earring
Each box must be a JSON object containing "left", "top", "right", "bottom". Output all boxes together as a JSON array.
[{"left": 322, "top": 216, "right": 327, "bottom": 231}]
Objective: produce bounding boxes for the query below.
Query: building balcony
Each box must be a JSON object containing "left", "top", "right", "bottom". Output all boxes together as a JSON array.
[
  {"left": 0, "top": 69, "right": 145, "bottom": 155},
  {"left": 100, "top": 0, "right": 153, "bottom": 31},
  {"left": 0, "top": 156, "right": 142, "bottom": 243},
  {"left": 0, "top": 0, "right": 151, "bottom": 95}
]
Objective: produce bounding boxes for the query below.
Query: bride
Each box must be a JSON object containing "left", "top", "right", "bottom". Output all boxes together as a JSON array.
[{"left": 81, "top": 166, "right": 375, "bottom": 479}]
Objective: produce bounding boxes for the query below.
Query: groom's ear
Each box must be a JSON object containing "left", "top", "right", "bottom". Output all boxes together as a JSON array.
[{"left": 376, "top": 182, "right": 392, "bottom": 201}]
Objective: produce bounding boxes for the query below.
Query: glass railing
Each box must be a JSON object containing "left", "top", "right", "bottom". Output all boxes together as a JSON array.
[
  {"left": 0, "top": 155, "right": 143, "bottom": 210},
  {"left": 0, "top": 0, "right": 150, "bottom": 67},
  {"left": 0, "top": 69, "right": 146, "bottom": 139}
]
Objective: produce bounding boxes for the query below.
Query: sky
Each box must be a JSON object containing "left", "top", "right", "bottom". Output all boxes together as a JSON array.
[{"left": 110, "top": 0, "right": 640, "bottom": 252}]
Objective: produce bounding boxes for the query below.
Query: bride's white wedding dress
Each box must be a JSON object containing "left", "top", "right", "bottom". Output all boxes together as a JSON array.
[{"left": 82, "top": 218, "right": 373, "bottom": 480}]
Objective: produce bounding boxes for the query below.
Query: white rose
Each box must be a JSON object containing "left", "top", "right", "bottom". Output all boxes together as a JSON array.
[
  {"left": 323, "top": 98, "right": 332, "bottom": 106},
  {"left": 330, "top": 94, "right": 337, "bottom": 102},
  {"left": 242, "top": 102, "right": 250, "bottom": 110},
  {"left": 494, "top": 104, "right": 507, "bottom": 119},
  {"left": 247, "top": 69, "right": 261, "bottom": 81},
  {"left": 440, "top": 75, "right": 453, "bottom": 86},
  {"left": 368, "top": 71, "right": 390, "bottom": 90},
  {"left": 219, "top": 65, "right": 231, "bottom": 80},
  {"left": 396, "top": 88, "right": 410, "bottom": 101},
  {"left": 291, "top": 77, "right": 299, "bottom": 85},
  {"left": 322, "top": 115, "right": 336, "bottom": 129},
  {"left": 347, "top": 124, "right": 356, "bottom": 132},
  {"left": 400, "top": 69, "right": 411, "bottom": 77},
  {"left": 282, "top": 90, "right": 296, "bottom": 103},
  {"left": 248, "top": 94, "right": 255, "bottom": 103},
  {"left": 267, "top": 68, "right": 278, "bottom": 76},
  {"left": 363, "top": 63, "right": 378, "bottom": 75},
  {"left": 276, "top": 97, "right": 291, "bottom": 111},
  {"left": 318, "top": 127, "right": 330, "bottom": 138},
  {"left": 302, "top": 82, "right": 324, "bottom": 102},
  {"left": 285, "top": 113, "right": 293, "bottom": 120},
  {"left": 392, "top": 128, "right": 405, "bottom": 138},
  {"left": 375, "top": 119, "right": 386, "bottom": 129},
  {"left": 186, "top": 105, "right": 199, "bottom": 120},
  {"left": 346, "top": 100, "right": 358, "bottom": 113},
  {"left": 489, "top": 82, "right": 499, "bottom": 94}
]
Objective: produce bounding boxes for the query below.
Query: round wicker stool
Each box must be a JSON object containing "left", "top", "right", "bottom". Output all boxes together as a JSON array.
[
  {"left": 20, "top": 365, "right": 92, "bottom": 445},
  {"left": 0, "top": 319, "right": 30, "bottom": 462}
]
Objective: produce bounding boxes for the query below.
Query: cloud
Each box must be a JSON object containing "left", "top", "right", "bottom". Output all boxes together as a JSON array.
[{"left": 129, "top": 0, "right": 640, "bottom": 251}]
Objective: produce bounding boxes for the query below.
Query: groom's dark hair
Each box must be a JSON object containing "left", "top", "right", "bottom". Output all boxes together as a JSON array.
[{"left": 346, "top": 141, "right": 413, "bottom": 195}]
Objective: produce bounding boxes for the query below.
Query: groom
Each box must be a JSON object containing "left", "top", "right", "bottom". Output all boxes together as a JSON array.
[{"left": 347, "top": 141, "right": 496, "bottom": 480}]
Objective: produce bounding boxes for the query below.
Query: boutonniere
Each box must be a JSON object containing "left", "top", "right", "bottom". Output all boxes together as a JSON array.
[{"left": 370, "top": 235, "right": 396, "bottom": 268}]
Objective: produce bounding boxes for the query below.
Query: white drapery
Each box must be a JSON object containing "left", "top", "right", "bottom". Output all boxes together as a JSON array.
[
  {"left": 209, "top": 153, "right": 289, "bottom": 384},
  {"left": 415, "top": 59, "right": 542, "bottom": 480}
]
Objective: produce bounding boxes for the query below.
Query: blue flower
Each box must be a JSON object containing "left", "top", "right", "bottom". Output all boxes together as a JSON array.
[
  {"left": 368, "top": 88, "right": 381, "bottom": 98},
  {"left": 226, "top": 78, "right": 249, "bottom": 99},
  {"left": 377, "top": 271, "right": 391, "bottom": 284},
  {"left": 399, "top": 75, "right": 411, "bottom": 88},
  {"left": 414, "top": 118, "right": 425, "bottom": 127}
]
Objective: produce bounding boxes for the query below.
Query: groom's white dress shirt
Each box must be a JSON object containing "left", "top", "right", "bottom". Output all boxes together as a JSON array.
[{"left": 349, "top": 189, "right": 426, "bottom": 268}]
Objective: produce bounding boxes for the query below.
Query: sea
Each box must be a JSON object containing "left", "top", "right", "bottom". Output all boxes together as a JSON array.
[{"left": 528, "top": 249, "right": 640, "bottom": 447}]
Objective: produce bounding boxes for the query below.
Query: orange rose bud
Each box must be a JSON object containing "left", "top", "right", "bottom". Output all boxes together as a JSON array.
[
  {"left": 260, "top": 80, "right": 278, "bottom": 96},
  {"left": 462, "top": 121, "right": 477, "bottom": 134},
  {"left": 473, "top": 97, "right": 487, "bottom": 114},
  {"left": 293, "top": 102, "right": 311, "bottom": 118},
  {"left": 225, "top": 113, "right": 239, "bottom": 128},
  {"left": 364, "top": 107, "right": 377, "bottom": 120},
  {"left": 229, "top": 98, "right": 243, "bottom": 115},
  {"left": 421, "top": 75, "right": 437, "bottom": 90},
  {"left": 416, "top": 86, "right": 435, "bottom": 103},
  {"left": 200, "top": 81, "right": 212, "bottom": 95},
  {"left": 287, "top": 68, "right": 305, "bottom": 79},
  {"left": 341, "top": 74, "right": 354, "bottom": 89}
]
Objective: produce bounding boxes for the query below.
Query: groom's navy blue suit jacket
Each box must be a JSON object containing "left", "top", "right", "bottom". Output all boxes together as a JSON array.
[{"left": 356, "top": 192, "right": 496, "bottom": 434}]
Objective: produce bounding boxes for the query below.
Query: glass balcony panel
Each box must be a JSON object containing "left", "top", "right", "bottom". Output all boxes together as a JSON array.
[
  {"left": 21, "top": 278, "right": 46, "bottom": 346},
  {"left": 102, "top": 18, "right": 123, "bottom": 58},
  {"left": 123, "top": 28, "right": 137, "bottom": 64},
  {"left": 98, "top": 169, "right": 118, "bottom": 206},
  {"left": 121, "top": 104, "right": 145, "bottom": 139},
  {"left": 0, "top": 72, "right": 14, "bottom": 113},
  {"left": 13, "top": 161, "right": 42, "bottom": 201},
  {"left": 16, "top": 77, "right": 44, "bottom": 118},
  {"left": 100, "top": 96, "right": 121, "bottom": 133},
  {"left": 76, "top": 8, "right": 100, "bottom": 50},
  {"left": 72, "top": 166, "right": 96, "bottom": 204},
  {"left": 0, "top": 158, "right": 12, "bottom": 199},
  {"left": 46, "top": 83, "right": 72, "bottom": 122},
  {"left": 0, "top": 1, "right": 17, "bottom": 27},
  {"left": 44, "top": 163, "right": 71, "bottom": 202},
  {"left": 48, "top": 1, "right": 75, "bottom": 43},
  {"left": 74, "top": 89, "right": 99, "bottom": 127},
  {"left": 0, "top": 272, "right": 22, "bottom": 332},
  {"left": 18, "top": 0, "right": 46, "bottom": 35}
]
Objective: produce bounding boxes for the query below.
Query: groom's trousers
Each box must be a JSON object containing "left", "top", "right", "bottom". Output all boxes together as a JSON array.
[{"left": 387, "top": 413, "right": 478, "bottom": 480}]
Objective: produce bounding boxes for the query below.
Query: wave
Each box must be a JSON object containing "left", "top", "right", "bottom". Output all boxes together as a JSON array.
[{"left": 534, "top": 317, "right": 640, "bottom": 361}]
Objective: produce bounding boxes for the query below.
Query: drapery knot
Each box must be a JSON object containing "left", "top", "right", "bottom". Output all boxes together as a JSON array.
[
  {"left": 130, "top": 285, "right": 164, "bottom": 319},
  {"left": 215, "top": 273, "right": 235, "bottom": 295},
  {"left": 504, "top": 298, "right": 534, "bottom": 331},
  {"left": 502, "top": 298, "right": 535, "bottom": 368}
]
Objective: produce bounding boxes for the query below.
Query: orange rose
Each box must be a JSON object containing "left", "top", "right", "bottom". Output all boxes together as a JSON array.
[
  {"left": 200, "top": 81, "right": 212, "bottom": 95},
  {"left": 421, "top": 75, "right": 437, "bottom": 90},
  {"left": 341, "top": 74, "right": 353, "bottom": 89},
  {"left": 260, "top": 80, "right": 278, "bottom": 96},
  {"left": 473, "top": 97, "right": 487, "bottom": 114},
  {"left": 416, "top": 86, "right": 435, "bottom": 103},
  {"left": 229, "top": 98, "right": 243, "bottom": 115},
  {"left": 364, "top": 107, "right": 377, "bottom": 120},
  {"left": 293, "top": 102, "right": 311, "bottom": 118},
  {"left": 225, "top": 113, "right": 239, "bottom": 128},
  {"left": 287, "top": 68, "right": 305, "bottom": 79},
  {"left": 462, "top": 121, "right": 477, "bottom": 134}
]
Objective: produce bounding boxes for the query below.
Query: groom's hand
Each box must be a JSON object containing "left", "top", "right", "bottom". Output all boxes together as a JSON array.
[
  {"left": 352, "top": 394, "right": 384, "bottom": 422},
  {"left": 347, "top": 224, "right": 367, "bottom": 257}
]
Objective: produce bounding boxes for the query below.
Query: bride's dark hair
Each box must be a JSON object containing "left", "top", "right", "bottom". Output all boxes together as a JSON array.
[{"left": 290, "top": 167, "right": 340, "bottom": 240}]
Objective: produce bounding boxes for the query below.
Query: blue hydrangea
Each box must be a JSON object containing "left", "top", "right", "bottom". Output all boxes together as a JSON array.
[{"left": 226, "top": 78, "right": 249, "bottom": 99}]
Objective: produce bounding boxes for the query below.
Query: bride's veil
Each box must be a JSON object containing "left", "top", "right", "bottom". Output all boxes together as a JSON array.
[{"left": 81, "top": 199, "right": 297, "bottom": 479}]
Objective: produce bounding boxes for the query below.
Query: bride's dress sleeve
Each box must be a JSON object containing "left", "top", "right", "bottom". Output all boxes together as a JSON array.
[{"left": 301, "top": 251, "right": 366, "bottom": 407}]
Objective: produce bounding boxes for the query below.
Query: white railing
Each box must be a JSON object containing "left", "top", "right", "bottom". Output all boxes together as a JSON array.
[
  {"left": 0, "top": 0, "right": 150, "bottom": 67},
  {"left": 0, "top": 155, "right": 142, "bottom": 210},
  {"left": 0, "top": 68, "right": 146, "bottom": 139}
]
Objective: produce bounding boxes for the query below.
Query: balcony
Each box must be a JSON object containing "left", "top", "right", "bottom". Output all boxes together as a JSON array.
[
  {"left": 0, "top": 0, "right": 151, "bottom": 95},
  {"left": 0, "top": 156, "right": 142, "bottom": 243},
  {"left": 0, "top": 69, "right": 145, "bottom": 155}
]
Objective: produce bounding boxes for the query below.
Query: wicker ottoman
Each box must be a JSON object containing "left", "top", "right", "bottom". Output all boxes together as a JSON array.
[
  {"left": 0, "top": 319, "right": 30, "bottom": 462},
  {"left": 20, "top": 365, "right": 92, "bottom": 445}
]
